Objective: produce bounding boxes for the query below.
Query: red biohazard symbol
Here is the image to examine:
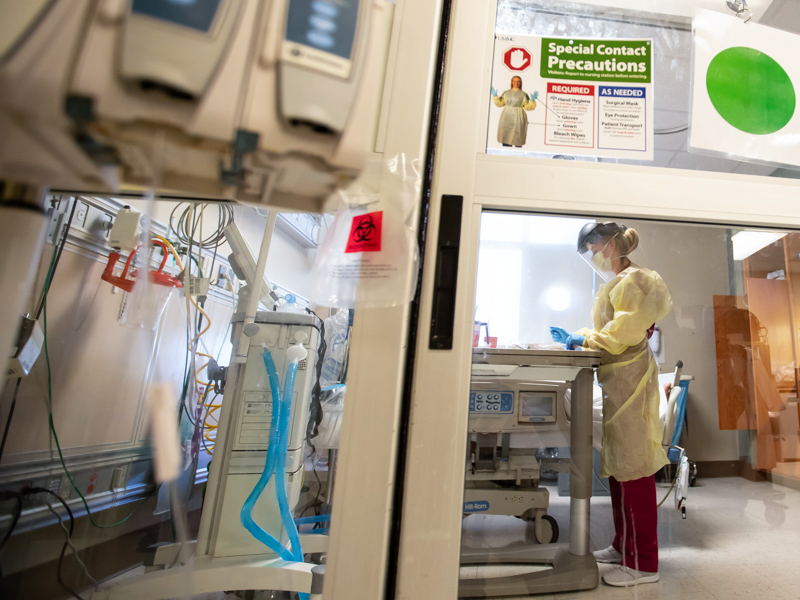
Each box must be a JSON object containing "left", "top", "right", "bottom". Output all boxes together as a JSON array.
[{"left": 345, "top": 211, "right": 383, "bottom": 253}]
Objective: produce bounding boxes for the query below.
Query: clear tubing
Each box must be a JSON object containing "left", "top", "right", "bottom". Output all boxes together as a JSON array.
[
  {"left": 239, "top": 348, "right": 293, "bottom": 562},
  {"left": 276, "top": 360, "right": 309, "bottom": 600}
]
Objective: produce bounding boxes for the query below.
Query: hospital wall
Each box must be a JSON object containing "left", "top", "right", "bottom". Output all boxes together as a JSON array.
[
  {"left": 629, "top": 220, "right": 739, "bottom": 464},
  {"left": 0, "top": 203, "right": 314, "bottom": 465}
]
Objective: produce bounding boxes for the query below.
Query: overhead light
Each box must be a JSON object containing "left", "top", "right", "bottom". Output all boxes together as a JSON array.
[
  {"left": 732, "top": 231, "right": 787, "bottom": 261},
  {"left": 544, "top": 285, "right": 572, "bottom": 311}
]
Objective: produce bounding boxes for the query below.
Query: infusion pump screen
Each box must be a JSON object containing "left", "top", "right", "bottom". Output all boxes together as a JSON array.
[
  {"left": 132, "top": 0, "right": 222, "bottom": 33},
  {"left": 519, "top": 392, "right": 556, "bottom": 423},
  {"left": 286, "top": 0, "right": 360, "bottom": 59}
]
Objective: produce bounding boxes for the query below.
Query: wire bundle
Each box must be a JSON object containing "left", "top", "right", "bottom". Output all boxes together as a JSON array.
[
  {"left": 169, "top": 202, "right": 234, "bottom": 250},
  {"left": 1, "top": 487, "right": 96, "bottom": 600},
  {"left": 169, "top": 202, "right": 233, "bottom": 286}
]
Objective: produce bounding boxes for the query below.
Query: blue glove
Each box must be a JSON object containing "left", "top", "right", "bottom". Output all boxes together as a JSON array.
[
  {"left": 566, "top": 334, "right": 585, "bottom": 350},
  {"left": 491, "top": 86, "right": 498, "bottom": 97},
  {"left": 531, "top": 91, "right": 539, "bottom": 101},
  {"left": 550, "top": 327, "right": 570, "bottom": 344}
]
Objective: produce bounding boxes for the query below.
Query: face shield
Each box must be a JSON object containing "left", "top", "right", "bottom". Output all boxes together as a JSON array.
[{"left": 577, "top": 223, "right": 618, "bottom": 282}]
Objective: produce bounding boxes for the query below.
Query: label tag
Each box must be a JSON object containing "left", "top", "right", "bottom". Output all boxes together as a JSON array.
[{"left": 345, "top": 211, "right": 382, "bottom": 253}]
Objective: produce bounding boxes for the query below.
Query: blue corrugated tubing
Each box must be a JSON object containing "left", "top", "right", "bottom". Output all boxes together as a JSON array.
[
  {"left": 239, "top": 348, "right": 293, "bottom": 562},
  {"left": 295, "top": 515, "right": 331, "bottom": 525},
  {"left": 277, "top": 361, "right": 309, "bottom": 600}
]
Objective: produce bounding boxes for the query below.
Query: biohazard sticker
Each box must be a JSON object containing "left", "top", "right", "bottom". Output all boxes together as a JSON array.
[{"left": 345, "top": 211, "right": 382, "bottom": 253}]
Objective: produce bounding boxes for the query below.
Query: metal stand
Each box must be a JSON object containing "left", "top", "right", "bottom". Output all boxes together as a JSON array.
[{"left": 92, "top": 555, "right": 316, "bottom": 600}]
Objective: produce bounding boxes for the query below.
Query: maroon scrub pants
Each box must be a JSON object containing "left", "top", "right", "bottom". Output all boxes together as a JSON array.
[{"left": 609, "top": 474, "right": 659, "bottom": 573}]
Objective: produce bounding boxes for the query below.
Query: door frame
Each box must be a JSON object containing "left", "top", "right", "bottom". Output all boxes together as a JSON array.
[
  {"left": 394, "top": 1, "right": 800, "bottom": 598},
  {"left": 322, "top": 0, "right": 448, "bottom": 598}
]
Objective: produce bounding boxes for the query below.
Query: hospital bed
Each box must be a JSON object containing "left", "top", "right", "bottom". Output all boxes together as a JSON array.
[
  {"left": 461, "top": 346, "right": 601, "bottom": 597},
  {"left": 465, "top": 350, "right": 695, "bottom": 550}
]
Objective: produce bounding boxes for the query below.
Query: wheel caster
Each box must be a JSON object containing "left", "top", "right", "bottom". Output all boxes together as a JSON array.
[{"left": 535, "top": 515, "right": 559, "bottom": 544}]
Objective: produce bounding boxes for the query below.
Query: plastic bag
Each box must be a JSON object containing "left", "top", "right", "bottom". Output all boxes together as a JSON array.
[
  {"left": 320, "top": 310, "right": 350, "bottom": 387},
  {"left": 119, "top": 282, "right": 173, "bottom": 331},
  {"left": 310, "top": 154, "right": 420, "bottom": 308}
]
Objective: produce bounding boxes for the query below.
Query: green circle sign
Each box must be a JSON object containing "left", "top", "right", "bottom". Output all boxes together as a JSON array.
[{"left": 706, "top": 46, "right": 796, "bottom": 135}]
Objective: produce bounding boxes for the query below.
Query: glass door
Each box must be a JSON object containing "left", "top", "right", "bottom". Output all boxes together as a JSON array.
[{"left": 392, "top": 1, "right": 800, "bottom": 599}]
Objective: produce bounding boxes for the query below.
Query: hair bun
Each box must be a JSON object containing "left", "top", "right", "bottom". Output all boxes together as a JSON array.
[{"left": 623, "top": 227, "right": 639, "bottom": 254}]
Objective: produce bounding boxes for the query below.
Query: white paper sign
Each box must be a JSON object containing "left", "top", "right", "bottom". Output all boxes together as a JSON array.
[
  {"left": 488, "top": 35, "right": 654, "bottom": 160},
  {"left": 690, "top": 9, "right": 800, "bottom": 168}
]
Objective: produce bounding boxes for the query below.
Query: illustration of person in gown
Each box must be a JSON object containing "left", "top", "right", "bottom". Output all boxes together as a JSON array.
[{"left": 492, "top": 76, "right": 538, "bottom": 147}]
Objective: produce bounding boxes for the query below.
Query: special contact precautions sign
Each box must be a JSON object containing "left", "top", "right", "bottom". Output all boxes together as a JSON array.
[{"left": 488, "top": 35, "right": 654, "bottom": 160}]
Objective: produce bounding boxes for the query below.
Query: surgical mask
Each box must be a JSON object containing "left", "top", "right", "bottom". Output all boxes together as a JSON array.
[{"left": 591, "top": 251, "right": 614, "bottom": 277}]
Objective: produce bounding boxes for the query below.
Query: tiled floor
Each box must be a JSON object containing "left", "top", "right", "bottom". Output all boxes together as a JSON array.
[
  {"left": 460, "top": 476, "right": 800, "bottom": 599},
  {"left": 103, "top": 477, "right": 800, "bottom": 599}
]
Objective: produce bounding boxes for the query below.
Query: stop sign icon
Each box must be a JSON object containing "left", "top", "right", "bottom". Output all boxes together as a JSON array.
[{"left": 503, "top": 46, "right": 532, "bottom": 72}]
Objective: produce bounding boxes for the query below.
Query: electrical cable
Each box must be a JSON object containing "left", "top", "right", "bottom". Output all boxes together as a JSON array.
[
  {"left": 200, "top": 387, "right": 222, "bottom": 455},
  {"left": 157, "top": 235, "right": 214, "bottom": 423},
  {"left": 39, "top": 488, "right": 85, "bottom": 600},
  {"left": 311, "top": 467, "right": 324, "bottom": 522},
  {"left": 47, "top": 412, "right": 156, "bottom": 528},
  {"left": 297, "top": 453, "right": 326, "bottom": 519},
  {"left": 0, "top": 198, "right": 77, "bottom": 469},
  {"left": 45, "top": 497, "right": 98, "bottom": 589},
  {"left": 178, "top": 312, "right": 198, "bottom": 428},
  {"left": 169, "top": 202, "right": 233, "bottom": 251},
  {"left": 35, "top": 197, "right": 78, "bottom": 321},
  {"left": 303, "top": 310, "right": 327, "bottom": 451},
  {"left": 589, "top": 463, "right": 675, "bottom": 506},
  {"left": 0, "top": 487, "right": 92, "bottom": 600},
  {"left": 657, "top": 475, "right": 678, "bottom": 508},
  {"left": 41, "top": 261, "right": 156, "bottom": 529},
  {"left": 0, "top": 378, "right": 22, "bottom": 464},
  {"left": 0, "top": 491, "right": 22, "bottom": 552}
]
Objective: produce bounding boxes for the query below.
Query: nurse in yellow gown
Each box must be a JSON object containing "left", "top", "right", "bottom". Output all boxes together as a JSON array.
[{"left": 550, "top": 222, "right": 672, "bottom": 588}]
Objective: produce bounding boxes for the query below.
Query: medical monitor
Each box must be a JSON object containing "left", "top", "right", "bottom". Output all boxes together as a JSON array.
[{"left": 518, "top": 391, "right": 556, "bottom": 423}]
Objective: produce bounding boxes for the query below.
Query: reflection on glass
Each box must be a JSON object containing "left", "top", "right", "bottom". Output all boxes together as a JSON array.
[{"left": 716, "top": 232, "right": 800, "bottom": 482}]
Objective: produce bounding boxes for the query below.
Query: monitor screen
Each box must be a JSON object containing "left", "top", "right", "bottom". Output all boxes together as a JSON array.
[
  {"left": 285, "top": 0, "right": 360, "bottom": 60},
  {"left": 519, "top": 392, "right": 555, "bottom": 420},
  {"left": 132, "top": 0, "right": 222, "bottom": 33}
]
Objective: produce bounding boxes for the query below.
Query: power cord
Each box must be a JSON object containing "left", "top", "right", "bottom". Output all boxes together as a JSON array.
[
  {"left": 0, "top": 378, "right": 22, "bottom": 464},
  {"left": 45, "top": 496, "right": 98, "bottom": 594},
  {"left": 0, "top": 197, "right": 76, "bottom": 466},
  {"left": 1, "top": 487, "right": 94, "bottom": 600}
]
